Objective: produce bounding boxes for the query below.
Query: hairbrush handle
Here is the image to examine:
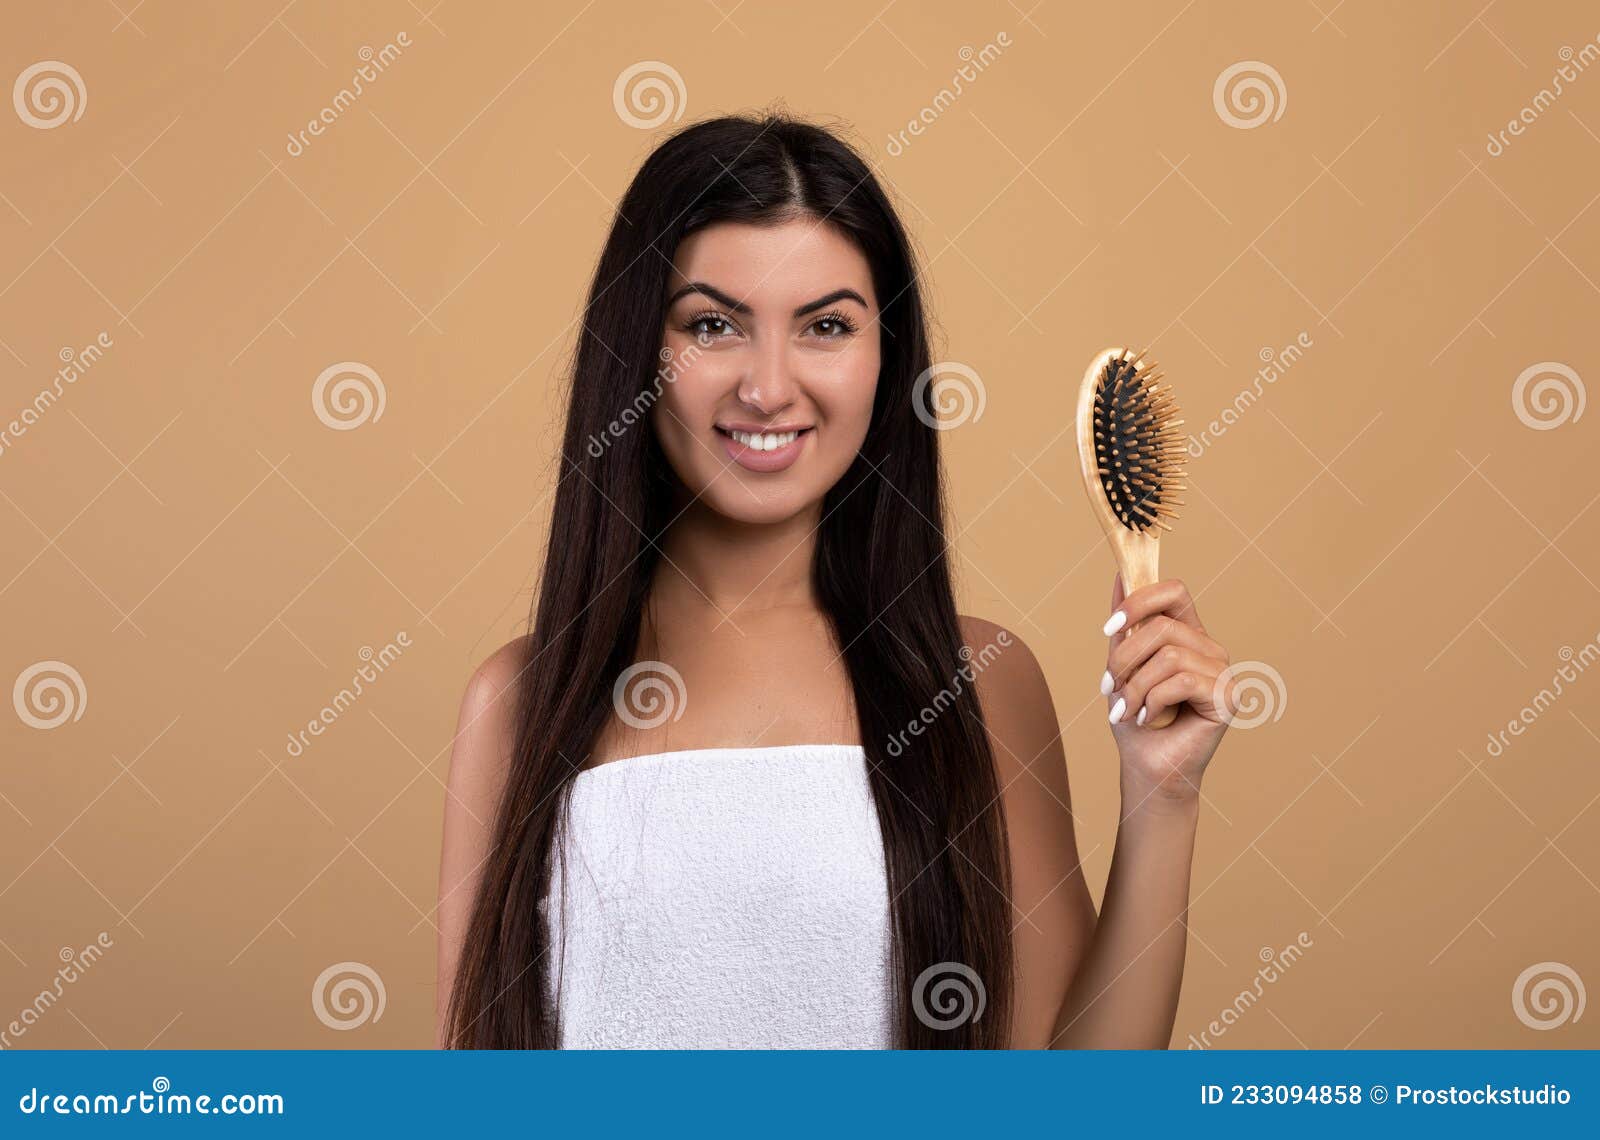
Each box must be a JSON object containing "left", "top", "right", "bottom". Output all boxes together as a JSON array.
[
  {"left": 1110, "top": 548, "right": 1179, "bottom": 731},
  {"left": 1075, "top": 347, "right": 1181, "bottom": 730}
]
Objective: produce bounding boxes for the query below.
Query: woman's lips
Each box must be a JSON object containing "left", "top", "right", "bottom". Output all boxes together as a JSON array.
[{"left": 719, "top": 428, "right": 811, "bottom": 473}]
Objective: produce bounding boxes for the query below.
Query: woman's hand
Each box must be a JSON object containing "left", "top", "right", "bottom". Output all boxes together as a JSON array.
[{"left": 1100, "top": 573, "right": 1235, "bottom": 807}]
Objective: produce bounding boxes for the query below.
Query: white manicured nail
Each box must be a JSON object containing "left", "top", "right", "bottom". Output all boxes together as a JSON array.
[
  {"left": 1100, "top": 670, "right": 1114, "bottom": 696},
  {"left": 1136, "top": 705, "right": 1148, "bottom": 726},
  {"left": 1102, "top": 610, "right": 1127, "bottom": 636},
  {"left": 1109, "top": 696, "right": 1126, "bottom": 724}
]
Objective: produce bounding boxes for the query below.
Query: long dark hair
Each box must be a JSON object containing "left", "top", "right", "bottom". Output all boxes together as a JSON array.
[{"left": 446, "top": 113, "right": 1014, "bottom": 1048}]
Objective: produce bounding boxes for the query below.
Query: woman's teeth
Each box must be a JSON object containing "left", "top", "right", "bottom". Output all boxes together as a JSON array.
[{"left": 729, "top": 429, "right": 800, "bottom": 451}]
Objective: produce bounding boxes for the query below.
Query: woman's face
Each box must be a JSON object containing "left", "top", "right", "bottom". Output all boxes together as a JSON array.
[{"left": 653, "top": 216, "right": 881, "bottom": 526}]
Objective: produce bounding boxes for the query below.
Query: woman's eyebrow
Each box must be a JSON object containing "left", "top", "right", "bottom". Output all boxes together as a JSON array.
[
  {"left": 793, "top": 288, "right": 868, "bottom": 317},
  {"left": 665, "top": 282, "right": 869, "bottom": 317},
  {"left": 666, "top": 281, "right": 751, "bottom": 313}
]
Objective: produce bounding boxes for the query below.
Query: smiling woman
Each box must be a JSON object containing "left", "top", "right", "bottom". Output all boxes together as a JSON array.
[{"left": 435, "top": 113, "right": 1236, "bottom": 1050}]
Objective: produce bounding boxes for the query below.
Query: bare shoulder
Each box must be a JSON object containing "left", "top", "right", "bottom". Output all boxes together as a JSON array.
[
  {"left": 446, "top": 636, "right": 529, "bottom": 809},
  {"left": 956, "top": 615, "right": 1062, "bottom": 773},
  {"left": 460, "top": 636, "right": 528, "bottom": 714}
]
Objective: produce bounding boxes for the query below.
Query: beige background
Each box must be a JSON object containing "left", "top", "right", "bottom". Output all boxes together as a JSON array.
[{"left": 2, "top": 0, "right": 1596, "bottom": 1049}]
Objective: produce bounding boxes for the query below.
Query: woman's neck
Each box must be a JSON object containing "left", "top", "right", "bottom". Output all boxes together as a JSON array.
[{"left": 651, "top": 496, "right": 822, "bottom": 619}]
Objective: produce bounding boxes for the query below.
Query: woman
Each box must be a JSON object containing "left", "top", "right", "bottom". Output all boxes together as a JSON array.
[{"left": 436, "top": 113, "right": 1236, "bottom": 1049}]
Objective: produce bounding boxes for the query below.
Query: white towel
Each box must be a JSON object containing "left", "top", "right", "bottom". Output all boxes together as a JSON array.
[{"left": 543, "top": 744, "right": 895, "bottom": 1048}]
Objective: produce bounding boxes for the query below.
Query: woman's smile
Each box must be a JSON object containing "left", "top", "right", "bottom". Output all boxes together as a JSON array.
[{"left": 715, "top": 423, "right": 815, "bottom": 472}]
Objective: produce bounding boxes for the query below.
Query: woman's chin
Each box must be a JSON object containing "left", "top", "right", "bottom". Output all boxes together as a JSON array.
[{"left": 695, "top": 481, "right": 824, "bottom": 527}]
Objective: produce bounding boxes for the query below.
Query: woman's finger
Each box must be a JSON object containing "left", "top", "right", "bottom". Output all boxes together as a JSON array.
[
  {"left": 1100, "top": 572, "right": 1130, "bottom": 695},
  {"left": 1140, "top": 663, "right": 1230, "bottom": 727},
  {"left": 1105, "top": 614, "right": 1228, "bottom": 690},
  {"left": 1105, "top": 572, "right": 1126, "bottom": 651},
  {"left": 1107, "top": 645, "right": 1219, "bottom": 725},
  {"left": 1102, "top": 577, "right": 1207, "bottom": 639}
]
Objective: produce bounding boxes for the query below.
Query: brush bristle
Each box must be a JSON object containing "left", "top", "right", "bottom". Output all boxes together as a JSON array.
[{"left": 1091, "top": 348, "right": 1187, "bottom": 534}]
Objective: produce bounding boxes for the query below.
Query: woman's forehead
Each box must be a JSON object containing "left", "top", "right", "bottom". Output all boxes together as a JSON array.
[{"left": 669, "top": 219, "right": 874, "bottom": 305}]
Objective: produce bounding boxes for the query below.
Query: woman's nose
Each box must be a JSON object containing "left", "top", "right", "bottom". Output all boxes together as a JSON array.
[{"left": 736, "top": 340, "right": 798, "bottom": 413}]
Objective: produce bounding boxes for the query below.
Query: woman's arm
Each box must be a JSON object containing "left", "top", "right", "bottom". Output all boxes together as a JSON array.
[
  {"left": 434, "top": 640, "right": 521, "bottom": 1047},
  {"left": 965, "top": 575, "right": 1231, "bottom": 1049},
  {"left": 1048, "top": 789, "right": 1199, "bottom": 1047}
]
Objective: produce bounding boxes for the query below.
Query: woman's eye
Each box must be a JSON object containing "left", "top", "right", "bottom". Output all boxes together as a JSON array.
[
  {"left": 688, "top": 314, "right": 734, "bottom": 337},
  {"left": 811, "top": 315, "right": 855, "bottom": 337}
]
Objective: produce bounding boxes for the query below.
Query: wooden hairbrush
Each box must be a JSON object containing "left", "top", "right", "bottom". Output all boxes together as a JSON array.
[{"left": 1075, "top": 346, "right": 1187, "bottom": 729}]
